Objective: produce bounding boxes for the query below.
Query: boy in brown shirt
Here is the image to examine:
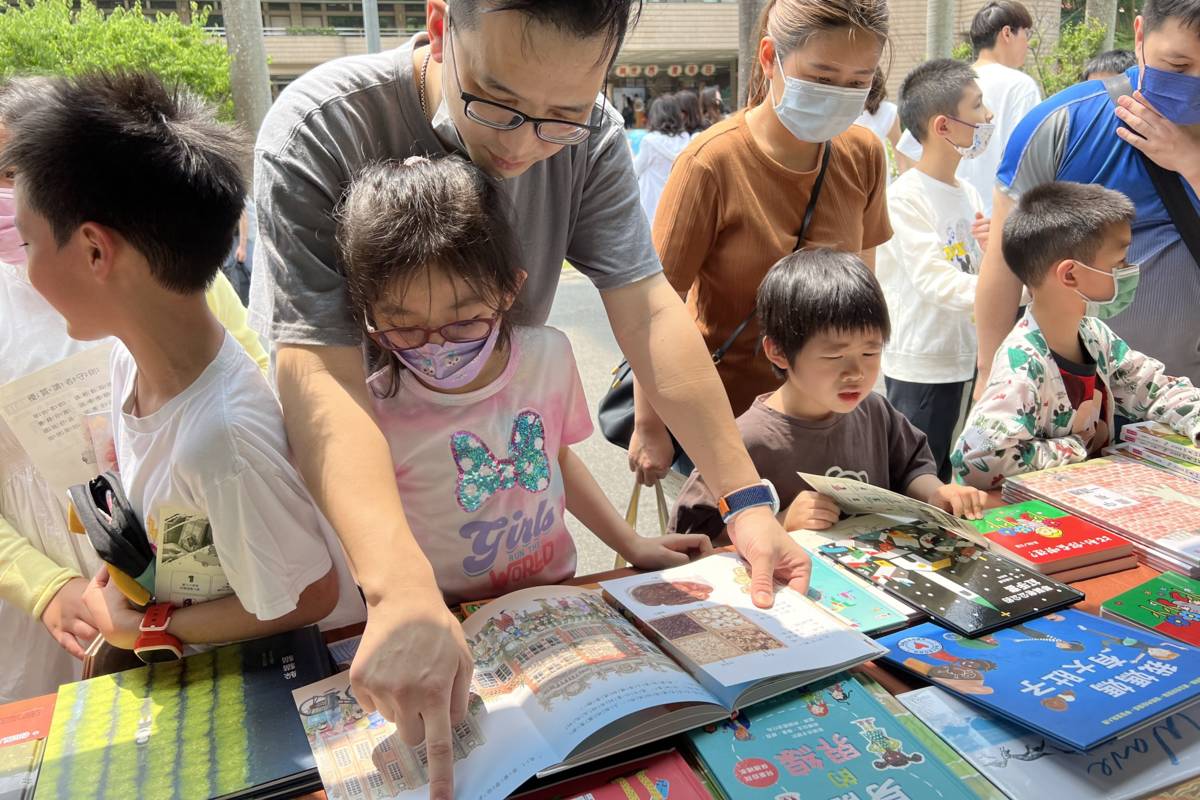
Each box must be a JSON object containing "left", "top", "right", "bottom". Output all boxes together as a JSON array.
[{"left": 672, "top": 249, "right": 987, "bottom": 537}]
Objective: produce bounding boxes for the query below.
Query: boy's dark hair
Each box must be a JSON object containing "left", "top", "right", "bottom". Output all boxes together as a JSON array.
[
  {"left": 448, "top": 0, "right": 641, "bottom": 62},
  {"left": 337, "top": 155, "right": 523, "bottom": 395},
  {"left": 0, "top": 71, "right": 247, "bottom": 294},
  {"left": 1081, "top": 49, "right": 1136, "bottom": 81},
  {"left": 756, "top": 247, "right": 890, "bottom": 378},
  {"left": 970, "top": 0, "right": 1034, "bottom": 53},
  {"left": 1002, "top": 182, "right": 1136, "bottom": 287},
  {"left": 899, "top": 59, "right": 978, "bottom": 144},
  {"left": 647, "top": 94, "right": 684, "bottom": 136},
  {"left": 0, "top": 76, "right": 53, "bottom": 128},
  {"left": 1143, "top": 0, "right": 1200, "bottom": 33}
]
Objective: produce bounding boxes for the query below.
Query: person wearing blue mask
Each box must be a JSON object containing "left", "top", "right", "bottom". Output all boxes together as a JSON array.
[
  {"left": 628, "top": 0, "right": 892, "bottom": 486},
  {"left": 953, "top": 182, "right": 1200, "bottom": 489},
  {"left": 974, "top": 0, "right": 1200, "bottom": 403}
]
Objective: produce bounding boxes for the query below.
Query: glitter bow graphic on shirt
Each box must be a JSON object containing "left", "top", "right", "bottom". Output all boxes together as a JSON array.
[{"left": 452, "top": 410, "right": 551, "bottom": 512}]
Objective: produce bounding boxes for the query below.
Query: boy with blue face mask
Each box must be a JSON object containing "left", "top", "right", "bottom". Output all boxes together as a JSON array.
[
  {"left": 877, "top": 59, "right": 994, "bottom": 481},
  {"left": 952, "top": 182, "right": 1200, "bottom": 490}
]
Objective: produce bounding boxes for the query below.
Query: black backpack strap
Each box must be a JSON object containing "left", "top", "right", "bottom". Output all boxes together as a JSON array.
[
  {"left": 1103, "top": 74, "right": 1200, "bottom": 271},
  {"left": 712, "top": 141, "right": 834, "bottom": 364}
]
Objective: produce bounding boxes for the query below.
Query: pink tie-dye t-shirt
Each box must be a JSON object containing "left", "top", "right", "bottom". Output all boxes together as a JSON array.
[{"left": 369, "top": 326, "right": 593, "bottom": 604}]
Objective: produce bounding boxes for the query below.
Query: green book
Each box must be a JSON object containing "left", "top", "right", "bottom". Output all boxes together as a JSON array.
[
  {"left": 1101, "top": 571, "right": 1200, "bottom": 647},
  {"left": 35, "top": 627, "right": 333, "bottom": 800},
  {"left": 857, "top": 675, "right": 1007, "bottom": 800}
]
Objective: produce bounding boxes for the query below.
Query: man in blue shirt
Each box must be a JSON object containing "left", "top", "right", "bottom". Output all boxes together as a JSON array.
[{"left": 975, "top": 0, "right": 1200, "bottom": 390}]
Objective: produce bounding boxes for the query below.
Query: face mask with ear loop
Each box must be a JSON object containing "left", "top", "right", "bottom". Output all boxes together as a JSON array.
[
  {"left": 1073, "top": 260, "right": 1141, "bottom": 319},
  {"left": 771, "top": 49, "right": 870, "bottom": 142}
]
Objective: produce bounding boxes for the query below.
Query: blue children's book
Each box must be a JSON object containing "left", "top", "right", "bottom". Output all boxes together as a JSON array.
[
  {"left": 878, "top": 609, "right": 1200, "bottom": 752},
  {"left": 686, "top": 673, "right": 975, "bottom": 800}
]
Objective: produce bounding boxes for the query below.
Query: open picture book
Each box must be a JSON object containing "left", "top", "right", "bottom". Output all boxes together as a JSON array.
[{"left": 292, "top": 552, "right": 885, "bottom": 800}]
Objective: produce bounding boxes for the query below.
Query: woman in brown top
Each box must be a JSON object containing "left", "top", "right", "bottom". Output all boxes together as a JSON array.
[{"left": 630, "top": 0, "right": 893, "bottom": 485}]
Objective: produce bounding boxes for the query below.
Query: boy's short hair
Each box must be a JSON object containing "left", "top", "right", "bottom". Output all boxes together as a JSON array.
[
  {"left": 1143, "top": 0, "right": 1200, "bottom": 33},
  {"left": 1081, "top": 49, "right": 1136, "bottom": 81},
  {"left": 0, "top": 71, "right": 247, "bottom": 294},
  {"left": 898, "top": 59, "right": 978, "bottom": 144},
  {"left": 756, "top": 248, "right": 890, "bottom": 378},
  {"left": 971, "top": 0, "right": 1034, "bottom": 53},
  {"left": 1001, "top": 182, "right": 1136, "bottom": 287}
]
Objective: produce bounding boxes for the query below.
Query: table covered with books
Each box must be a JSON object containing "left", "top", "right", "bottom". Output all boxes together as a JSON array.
[{"left": 8, "top": 448, "right": 1200, "bottom": 800}]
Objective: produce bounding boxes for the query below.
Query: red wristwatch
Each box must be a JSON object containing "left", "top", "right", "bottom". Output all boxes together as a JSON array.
[{"left": 133, "top": 603, "right": 183, "bottom": 663}]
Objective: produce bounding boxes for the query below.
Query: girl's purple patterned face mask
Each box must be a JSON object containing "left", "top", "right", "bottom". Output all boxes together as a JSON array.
[{"left": 397, "top": 321, "right": 501, "bottom": 390}]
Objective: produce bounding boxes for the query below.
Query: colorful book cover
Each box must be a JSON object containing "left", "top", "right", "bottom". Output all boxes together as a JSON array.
[
  {"left": 804, "top": 547, "right": 911, "bottom": 635},
  {"left": 1102, "top": 572, "right": 1200, "bottom": 647},
  {"left": 899, "top": 686, "right": 1200, "bottom": 800},
  {"left": 0, "top": 694, "right": 55, "bottom": 800},
  {"left": 878, "top": 609, "right": 1200, "bottom": 752},
  {"left": 1123, "top": 421, "right": 1200, "bottom": 466},
  {"left": 1117, "top": 442, "right": 1200, "bottom": 484},
  {"left": 34, "top": 626, "right": 333, "bottom": 800},
  {"left": 687, "top": 673, "right": 976, "bottom": 800},
  {"left": 814, "top": 520, "right": 1083, "bottom": 637},
  {"left": 510, "top": 749, "right": 714, "bottom": 799},
  {"left": 1002, "top": 458, "right": 1200, "bottom": 568},
  {"left": 967, "top": 500, "right": 1133, "bottom": 572},
  {"left": 856, "top": 677, "right": 1007, "bottom": 800}
]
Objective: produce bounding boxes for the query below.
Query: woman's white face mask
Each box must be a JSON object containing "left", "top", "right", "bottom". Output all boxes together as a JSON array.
[{"left": 771, "top": 50, "right": 870, "bottom": 142}]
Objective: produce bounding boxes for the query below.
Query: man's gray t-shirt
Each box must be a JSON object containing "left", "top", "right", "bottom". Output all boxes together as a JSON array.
[{"left": 249, "top": 34, "right": 661, "bottom": 347}]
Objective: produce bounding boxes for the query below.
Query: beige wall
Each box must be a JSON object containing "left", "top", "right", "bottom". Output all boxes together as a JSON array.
[
  {"left": 885, "top": 0, "right": 1060, "bottom": 99},
  {"left": 619, "top": 2, "right": 737, "bottom": 60}
]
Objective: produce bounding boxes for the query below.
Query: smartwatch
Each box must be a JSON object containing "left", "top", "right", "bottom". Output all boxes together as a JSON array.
[
  {"left": 718, "top": 480, "right": 780, "bottom": 524},
  {"left": 133, "top": 603, "right": 183, "bottom": 664}
]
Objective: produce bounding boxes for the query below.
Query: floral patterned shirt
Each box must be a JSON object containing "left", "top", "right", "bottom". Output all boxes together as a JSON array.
[{"left": 951, "top": 309, "right": 1200, "bottom": 489}]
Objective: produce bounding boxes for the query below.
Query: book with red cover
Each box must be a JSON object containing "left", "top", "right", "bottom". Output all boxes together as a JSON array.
[
  {"left": 967, "top": 499, "right": 1134, "bottom": 573},
  {"left": 510, "top": 749, "right": 714, "bottom": 800}
]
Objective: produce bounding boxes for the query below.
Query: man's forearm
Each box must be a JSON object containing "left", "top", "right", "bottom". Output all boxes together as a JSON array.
[
  {"left": 276, "top": 345, "right": 437, "bottom": 603},
  {"left": 974, "top": 190, "right": 1023, "bottom": 378},
  {"left": 603, "top": 276, "right": 759, "bottom": 496}
]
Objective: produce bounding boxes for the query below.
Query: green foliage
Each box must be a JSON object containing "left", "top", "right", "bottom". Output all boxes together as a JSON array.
[
  {"left": 0, "top": 0, "right": 233, "bottom": 118},
  {"left": 1028, "top": 16, "right": 1109, "bottom": 97},
  {"left": 952, "top": 41, "right": 974, "bottom": 62}
]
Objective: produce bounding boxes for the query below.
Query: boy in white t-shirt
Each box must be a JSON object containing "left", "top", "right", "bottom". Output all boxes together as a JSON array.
[
  {"left": 894, "top": 1, "right": 1040, "bottom": 212},
  {"left": 878, "top": 59, "right": 993, "bottom": 481},
  {"left": 3, "top": 72, "right": 363, "bottom": 657}
]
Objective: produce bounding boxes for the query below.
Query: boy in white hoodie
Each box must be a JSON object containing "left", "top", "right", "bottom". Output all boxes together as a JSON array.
[{"left": 878, "top": 59, "right": 994, "bottom": 480}]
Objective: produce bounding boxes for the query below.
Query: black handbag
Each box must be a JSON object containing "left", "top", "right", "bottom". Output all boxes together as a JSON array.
[{"left": 597, "top": 140, "right": 833, "bottom": 458}]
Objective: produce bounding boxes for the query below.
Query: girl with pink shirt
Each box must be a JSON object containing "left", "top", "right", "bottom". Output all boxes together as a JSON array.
[{"left": 337, "top": 156, "right": 710, "bottom": 604}]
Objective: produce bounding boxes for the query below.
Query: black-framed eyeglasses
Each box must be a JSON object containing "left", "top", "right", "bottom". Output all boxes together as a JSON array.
[
  {"left": 447, "top": 19, "right": 601, "bottom": 146},
  {"left": 366, "top": 315, "right": 498, "bottom": 351}
]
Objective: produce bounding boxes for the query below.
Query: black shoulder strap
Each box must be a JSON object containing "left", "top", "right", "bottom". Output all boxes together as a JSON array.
[
  {"left": 1103, "top": 74, "right": 1200, "bottom": 272},
  {"left": 712, "top": 141, "right": 833, "bottom": 364}
]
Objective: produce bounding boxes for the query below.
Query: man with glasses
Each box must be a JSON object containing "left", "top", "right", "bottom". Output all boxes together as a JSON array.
[{"left": 249, "top": 3, "right": 812, "bottom": 797}]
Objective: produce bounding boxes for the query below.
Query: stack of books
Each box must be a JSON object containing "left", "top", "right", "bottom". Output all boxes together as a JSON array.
[
  {"left": 1003, "top": 456, "right": 1200, "bottom": 577},
  {"left": 966, "top": 499, "right": 1138, "bottom": 582},
  {"left": 1111, "top": 420, "right": 1200, "bottom": 484}
]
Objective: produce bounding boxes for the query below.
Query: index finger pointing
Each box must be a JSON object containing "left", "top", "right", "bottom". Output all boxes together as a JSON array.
[{"left": 421, "top": 706, "right": 457, "bottom": 800}]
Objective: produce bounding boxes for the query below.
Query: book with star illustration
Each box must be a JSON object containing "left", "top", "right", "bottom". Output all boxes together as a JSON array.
[
  {"left": 685, "top": 673, "right": 975, "bottom": 800},
  {"left": 878, "top": 609, "right": 1200, "bottom": 752},
  {"left": 797, "top": 515, "right": 1083, "bottom": 637},
  {"left": 295, "top": 552, "right": 885, "bottom": 800}
]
